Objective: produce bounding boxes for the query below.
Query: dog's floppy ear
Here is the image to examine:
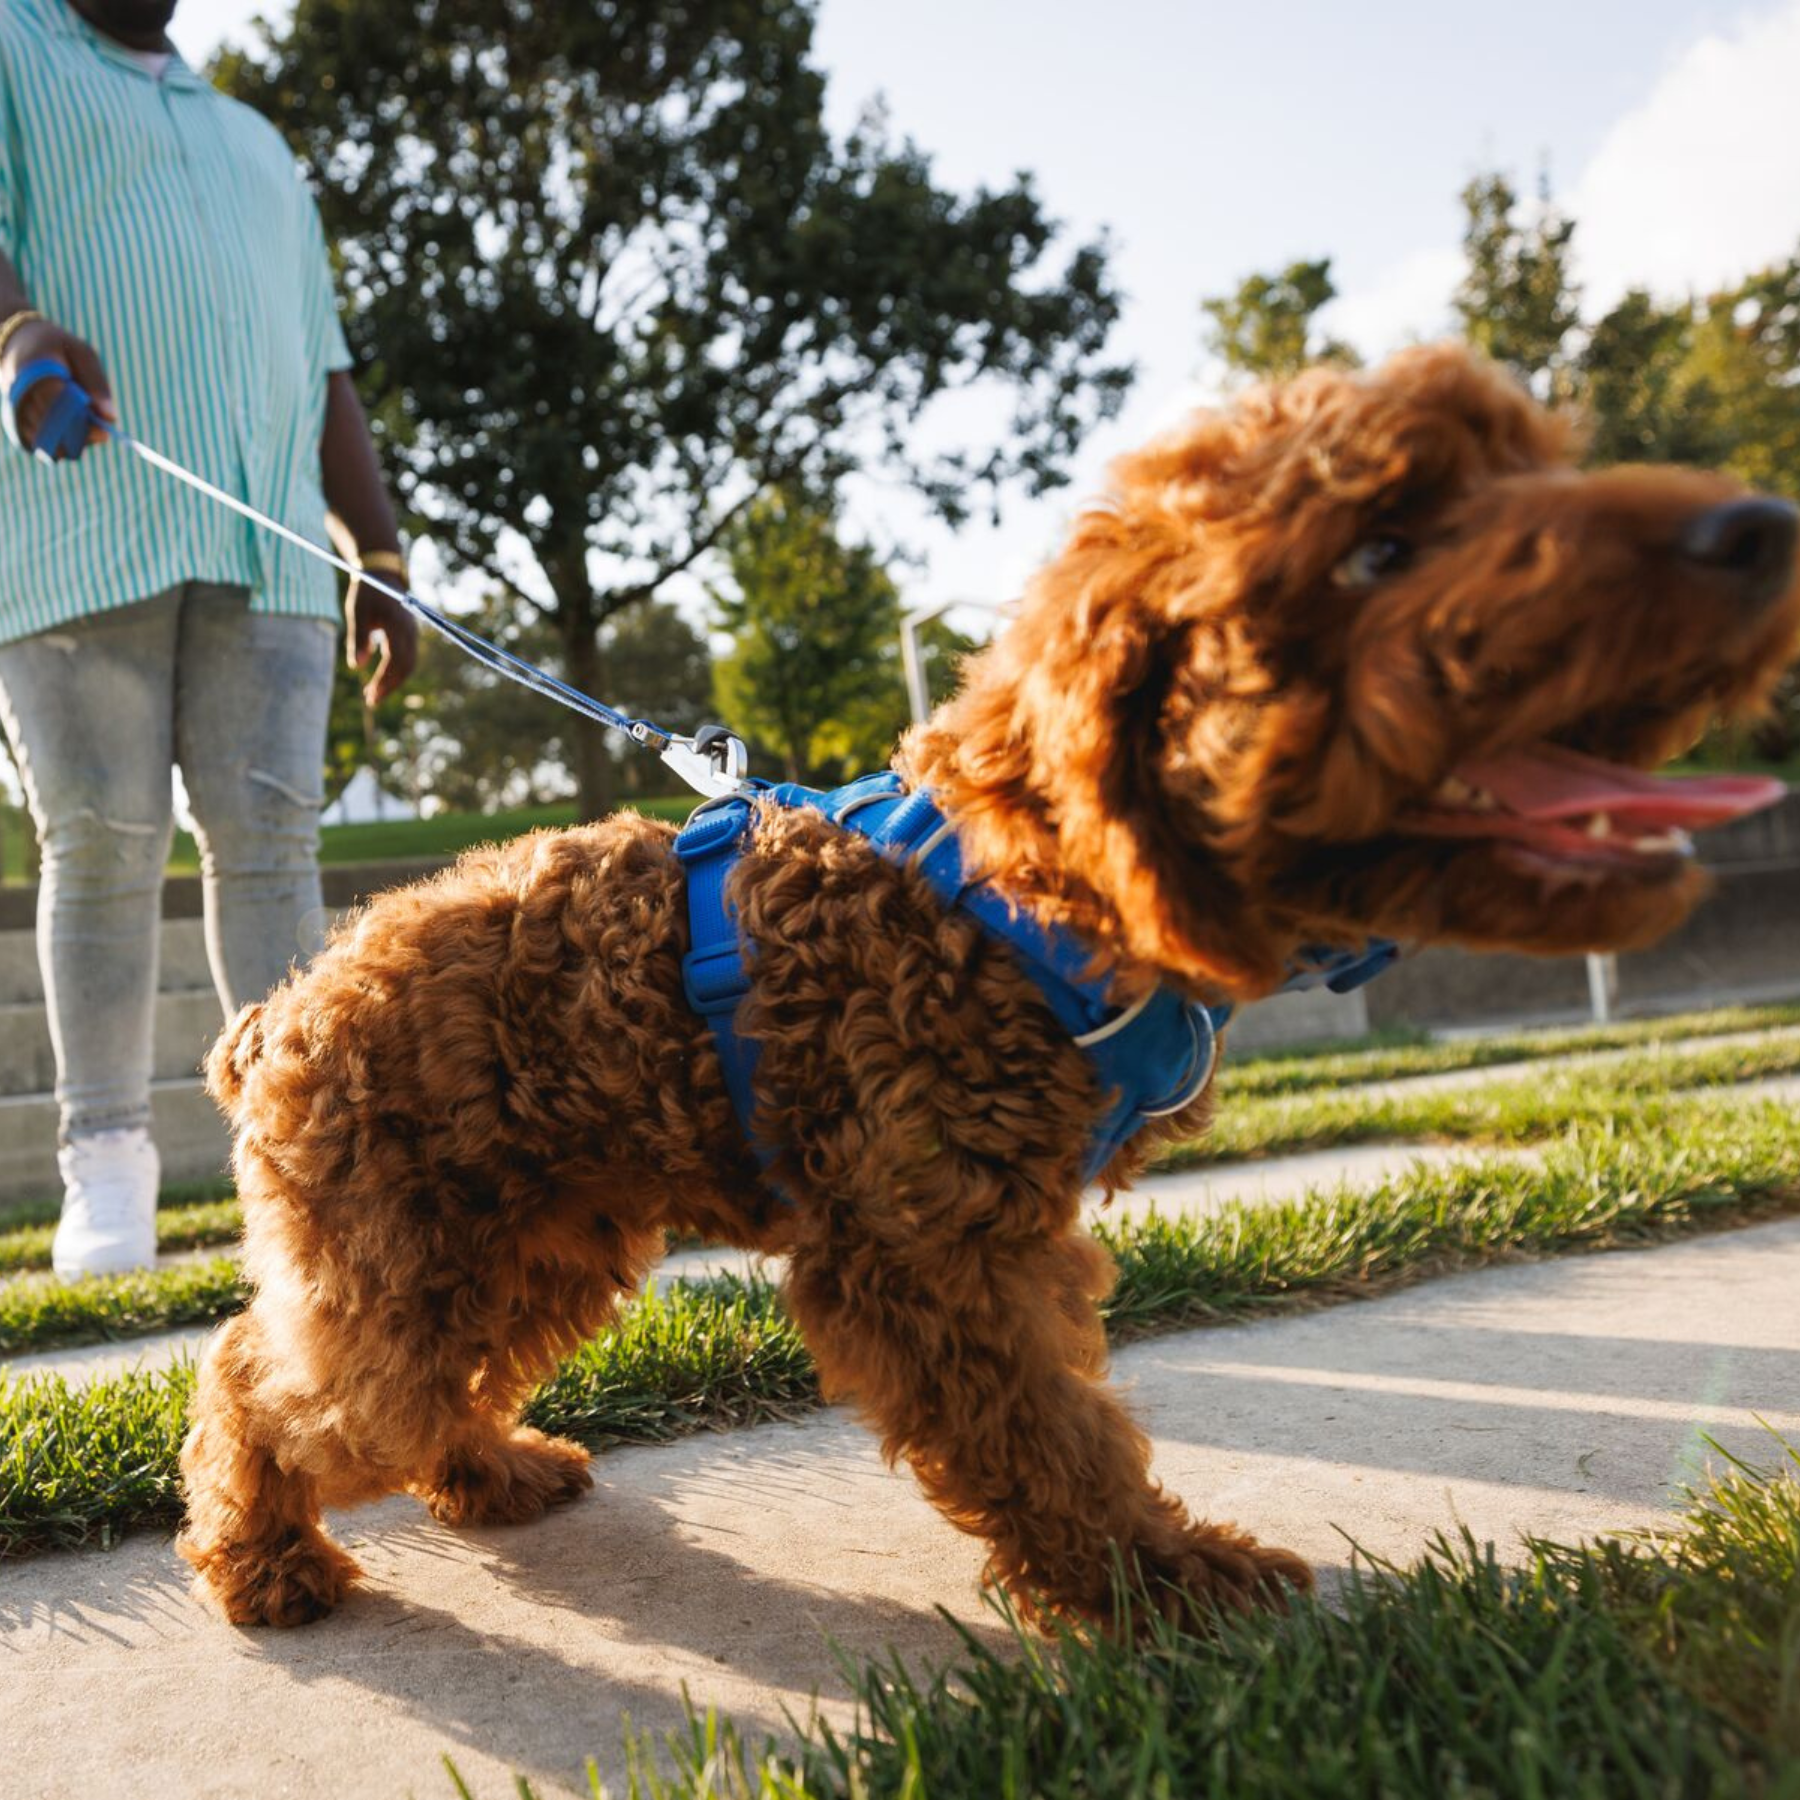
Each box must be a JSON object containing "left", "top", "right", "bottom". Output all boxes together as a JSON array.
[{"left": 911, "top": 492, "right": 1289, "bottom": 998}]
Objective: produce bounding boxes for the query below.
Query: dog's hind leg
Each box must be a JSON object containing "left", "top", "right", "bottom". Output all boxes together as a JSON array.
[
  {"left": 405, "top": 1233, "right": 662, "bottom": 1530},
  {"left": 177, "top": 1307, "right": 364, "bottom": 1627},
  {"left": 785, "top": 1223, "right": 1311, "bottom": 1636},
  {"left": 411, "top": 1421, "right": 594, "bottom": 1529}
]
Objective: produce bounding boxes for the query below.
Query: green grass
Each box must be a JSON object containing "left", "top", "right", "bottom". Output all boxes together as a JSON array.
[
  {"left": 0, "top": 1256, "right": 246, "bottom": 1358},
  {"left": 6, "top": 1100, "right": 1798, "bottom": 1561},
  {"left": 0, "top": 1197, "right": 243, "bottom": 1278},
  {"left": 1189, "top": 1029, "right": 1800, "bottom": 1165},
  {"left": 603, "top": 1447, "right": 1800, "bottom": 1799},
  {"left": 2, "top": 797, "right": 700, "bottom": 884},
  {"left": 1217, "top": 1000, "right": 1800, "bottom": 1099}
]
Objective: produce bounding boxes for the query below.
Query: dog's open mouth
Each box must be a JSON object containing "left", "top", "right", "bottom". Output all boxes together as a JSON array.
[{"left": 1401, "top": 742, "right": 1786, "bottom": 874}]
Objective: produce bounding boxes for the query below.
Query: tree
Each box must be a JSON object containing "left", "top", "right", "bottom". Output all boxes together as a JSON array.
[
  {"left": 1200, "top": 258, "right": 1358, "bottom": 384},
  {"left": 713, "top": 490, "right": 908, "bottom": 783},
  {"left": 1578, "top": 288, "right": 1734, "bottom": 470},
  {"left": 1454, "top": 171, "right": 1581, "bottom": 397},
  {"left": 217, "top": 2, "right": 1131, "bottom": 818}
]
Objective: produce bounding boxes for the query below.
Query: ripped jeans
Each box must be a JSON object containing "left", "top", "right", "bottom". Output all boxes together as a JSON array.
[{"left": 0, "top": 585, "right": 335, "bottom": 1141}]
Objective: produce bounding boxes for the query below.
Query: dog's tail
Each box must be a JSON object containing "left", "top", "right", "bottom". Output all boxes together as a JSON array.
[{"left": 205, "top": 1001, "right": 267, "bottom": 1116}]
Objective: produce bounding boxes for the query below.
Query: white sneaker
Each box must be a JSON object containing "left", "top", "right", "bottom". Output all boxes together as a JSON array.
[{"left": 52, "top": 1128, "right": 160, "bottom": 1280}]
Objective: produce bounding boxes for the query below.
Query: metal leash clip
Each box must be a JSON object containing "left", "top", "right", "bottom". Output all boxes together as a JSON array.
[{"left": 647, "top": 723, "right": 751, "bottom": 800}]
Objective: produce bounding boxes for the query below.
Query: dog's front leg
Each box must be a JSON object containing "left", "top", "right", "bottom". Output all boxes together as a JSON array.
[{"left": 783, "top": 1220, "right": 1311, "bottom": 1636}]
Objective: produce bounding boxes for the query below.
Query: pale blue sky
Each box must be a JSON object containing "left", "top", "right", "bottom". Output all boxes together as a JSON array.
[{"left": 170, "top": 0, "right": 1800, "bottom": 616}]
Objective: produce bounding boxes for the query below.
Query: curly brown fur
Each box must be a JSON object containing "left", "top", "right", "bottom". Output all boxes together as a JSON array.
[{"left": 180, "top": 344, "right": 1800, "bottom": 1634}]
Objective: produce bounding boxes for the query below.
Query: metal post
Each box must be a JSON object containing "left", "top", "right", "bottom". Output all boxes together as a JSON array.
[
  {"left": 1585, "top": 952, "right": 1616, "bottom": 1024},
  {"left": 900, "top": 604, "right": 943, "bottom": 727}
]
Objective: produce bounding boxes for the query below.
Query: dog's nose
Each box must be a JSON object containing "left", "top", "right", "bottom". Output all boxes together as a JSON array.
[{"left": 1678, "top": 497, "right": 1798, "bottom": 609}]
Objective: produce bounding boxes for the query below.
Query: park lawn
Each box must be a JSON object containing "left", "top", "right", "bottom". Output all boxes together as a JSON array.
[{"left": 5, "top": 1098, "right": 1799, "bottom": 1556}]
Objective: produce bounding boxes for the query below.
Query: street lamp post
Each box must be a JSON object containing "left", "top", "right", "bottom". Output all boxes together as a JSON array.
[{"left": 900, "top": 599, "right": 1004, "bottom": 724}]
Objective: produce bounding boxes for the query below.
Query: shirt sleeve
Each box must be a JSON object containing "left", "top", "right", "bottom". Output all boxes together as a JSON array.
[{"left": 296, "top": 177, "right": 352, "bottom": 376}]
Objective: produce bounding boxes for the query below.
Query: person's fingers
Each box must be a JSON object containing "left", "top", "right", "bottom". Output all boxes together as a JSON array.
[
  {"left": 362, "top": 629, "right": 394, "bottom": 707},
  {"left": 63, "top": 336, "right": 117, "bottom": 425},
  {"left": 4, "top": 325, "right": 117, "bottom": 454},
  {"left": 346, "top": 586, "right": 419, "bottom": 701},
  {"left": 379, "top": 605, "right": 419, "bottom": 695},
  {"left": 364, "top": 596, "right": 418, "bottom": 702},
  {"left": 12, "top": 381, "right": 52, "bottom": 449}
]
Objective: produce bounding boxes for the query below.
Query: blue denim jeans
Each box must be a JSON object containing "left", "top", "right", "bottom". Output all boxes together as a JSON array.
[{"left": 0, "top": 584, "right": 335, "bottom": 1140}]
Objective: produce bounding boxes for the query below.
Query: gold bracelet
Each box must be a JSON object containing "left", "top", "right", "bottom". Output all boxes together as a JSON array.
[
  {"left": 352, "top": 549, "right": 408, "bottom": 579},
  {"left": 0, "top": 309, "right": 45, "bottom": 364}
]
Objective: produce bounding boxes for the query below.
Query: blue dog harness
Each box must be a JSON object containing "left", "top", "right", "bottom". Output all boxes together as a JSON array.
[{"left": 676, "top": 771, "right": 1396, "bottom": 1188}]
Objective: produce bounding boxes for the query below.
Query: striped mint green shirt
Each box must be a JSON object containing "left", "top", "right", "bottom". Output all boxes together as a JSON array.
[{"left": 0, "top": 0, "right": 351, "bottom": 644}]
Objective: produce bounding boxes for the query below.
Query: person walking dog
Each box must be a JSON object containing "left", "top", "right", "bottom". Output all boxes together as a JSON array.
[{"left": 0, "top": 0, "right": 416, "bottom": 1276}]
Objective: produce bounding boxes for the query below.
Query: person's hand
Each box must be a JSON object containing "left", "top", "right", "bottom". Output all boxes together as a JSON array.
[
  {"left": 345, "top": 563, "right": 420, "bottom": 705},
  {"left": 0, "top": 315, "right": 118, "bottom": 456}
]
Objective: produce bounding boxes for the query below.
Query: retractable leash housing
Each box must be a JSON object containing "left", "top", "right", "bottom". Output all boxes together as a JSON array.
[{"left": 2, "top": 359, "right": 752, "bottom": 802}]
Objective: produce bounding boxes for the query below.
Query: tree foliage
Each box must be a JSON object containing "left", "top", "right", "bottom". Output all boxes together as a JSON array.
[
  {"left": 712, "top": 490, "right": 908, "bottom": 783},
  {"left": 1454, "top": 171, "right": 1581, "bottom": 397},
  {"left": 216, "top": 0, "right": 1130, "bottom": 817},
  {"left": 1200, "top": 258, "right": 1358, "bottom": 384}
]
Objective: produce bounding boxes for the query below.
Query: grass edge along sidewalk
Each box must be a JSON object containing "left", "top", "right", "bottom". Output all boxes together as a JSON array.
[
  {"left": 4, "top": 1101, "right": 1799, "bottom": 1560},
  {"left": 1214, "top": 998, "right": 1800, "bottom": 1098},
  {"left": 567, "top": 1443, "right": 1800, "bottom": 1800}
]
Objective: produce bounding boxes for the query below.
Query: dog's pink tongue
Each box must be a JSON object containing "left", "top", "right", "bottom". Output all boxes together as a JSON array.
[{"left": 1455, "top": 744, "right": 1786, "bottom": 828}]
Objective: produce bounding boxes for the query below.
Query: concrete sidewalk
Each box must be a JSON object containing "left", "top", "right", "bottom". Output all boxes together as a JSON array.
[{"left": 4, "top": 1217, "right": 1797, "bottom": 1800}]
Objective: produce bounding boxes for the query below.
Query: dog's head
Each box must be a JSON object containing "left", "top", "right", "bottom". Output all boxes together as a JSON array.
[{"left": 905, "top": 343, "right": 1800, "bottom": 998}]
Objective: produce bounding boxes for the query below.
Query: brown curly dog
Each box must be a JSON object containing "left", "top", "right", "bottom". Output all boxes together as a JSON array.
[{"left": 179, "top": 343, "right": 1800, "bottom": 1632}]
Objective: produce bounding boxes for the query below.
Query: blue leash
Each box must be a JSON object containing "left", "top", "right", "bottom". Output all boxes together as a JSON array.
[{"left": 3, "top": 359, "right": 751, "bottom": 798}]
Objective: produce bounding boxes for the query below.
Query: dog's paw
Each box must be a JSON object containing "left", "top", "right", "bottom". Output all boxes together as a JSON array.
[
  {"left": 1128, "top": 1520, "right": 1313, "bottom": 1633},
  {"left": 422, "top": 1428, "right": 594, "bottom": 1529},
  {"left": 181, "top": 1526, "right": 362, "bottom": 1628}
]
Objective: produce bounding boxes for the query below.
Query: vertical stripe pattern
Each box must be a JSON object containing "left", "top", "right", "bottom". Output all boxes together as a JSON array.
[{"left": 0, "top": 0, "right": 350, "bottom": 643}]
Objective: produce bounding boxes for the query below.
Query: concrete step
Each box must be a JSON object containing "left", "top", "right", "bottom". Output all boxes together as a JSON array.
[
  {"left": 0, "top": 1076, "right": 229, "bottom": 1204},
  {"left": 0, "top": 916, "right": 216, "bottom": 1005},
  {"left": 0, "top": 987, "right": 223, "bottom": 1098}
]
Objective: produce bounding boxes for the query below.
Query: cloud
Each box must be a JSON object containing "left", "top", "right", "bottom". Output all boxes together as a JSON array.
[
  {"left": 1319, "top": 246, "right": 1464, "bottom": 364},
  {"left": 1570, "top": 0, "right": 1800, "bottom": 310},
  {"left": 1326, "top": 0, "right": 1800, "bottom": 353}
]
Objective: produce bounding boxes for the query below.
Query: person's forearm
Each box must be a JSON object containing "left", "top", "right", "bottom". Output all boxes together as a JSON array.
[{"left": 320, "top": 370, "right": 402, "bottom": 561}]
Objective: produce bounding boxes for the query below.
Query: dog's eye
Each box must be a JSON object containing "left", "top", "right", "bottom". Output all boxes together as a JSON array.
[{"left": 1330, "top": 534, "right": 1413, "bottom": 591}]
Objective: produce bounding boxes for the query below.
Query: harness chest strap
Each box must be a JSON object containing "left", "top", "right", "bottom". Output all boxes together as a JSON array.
[{"left": 675, "top": 773, "right": 1398, "bottom": 1191}]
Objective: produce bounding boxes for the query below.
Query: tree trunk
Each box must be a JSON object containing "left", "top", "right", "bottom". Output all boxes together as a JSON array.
[
  {"left": 564, "top": 626, "right": 616, "bottom": 824},
  {"left": 554, "top": 573, "right": 617, "bottom": 824}
]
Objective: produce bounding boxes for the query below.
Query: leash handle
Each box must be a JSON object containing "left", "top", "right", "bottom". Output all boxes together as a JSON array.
[{"left": 6, "top": 358, "right": 97, "bottom": 462}]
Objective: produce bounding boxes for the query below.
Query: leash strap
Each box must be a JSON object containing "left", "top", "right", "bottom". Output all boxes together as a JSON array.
[{"left": 2, "top": 360, "right": 750, "bottom": 799}]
